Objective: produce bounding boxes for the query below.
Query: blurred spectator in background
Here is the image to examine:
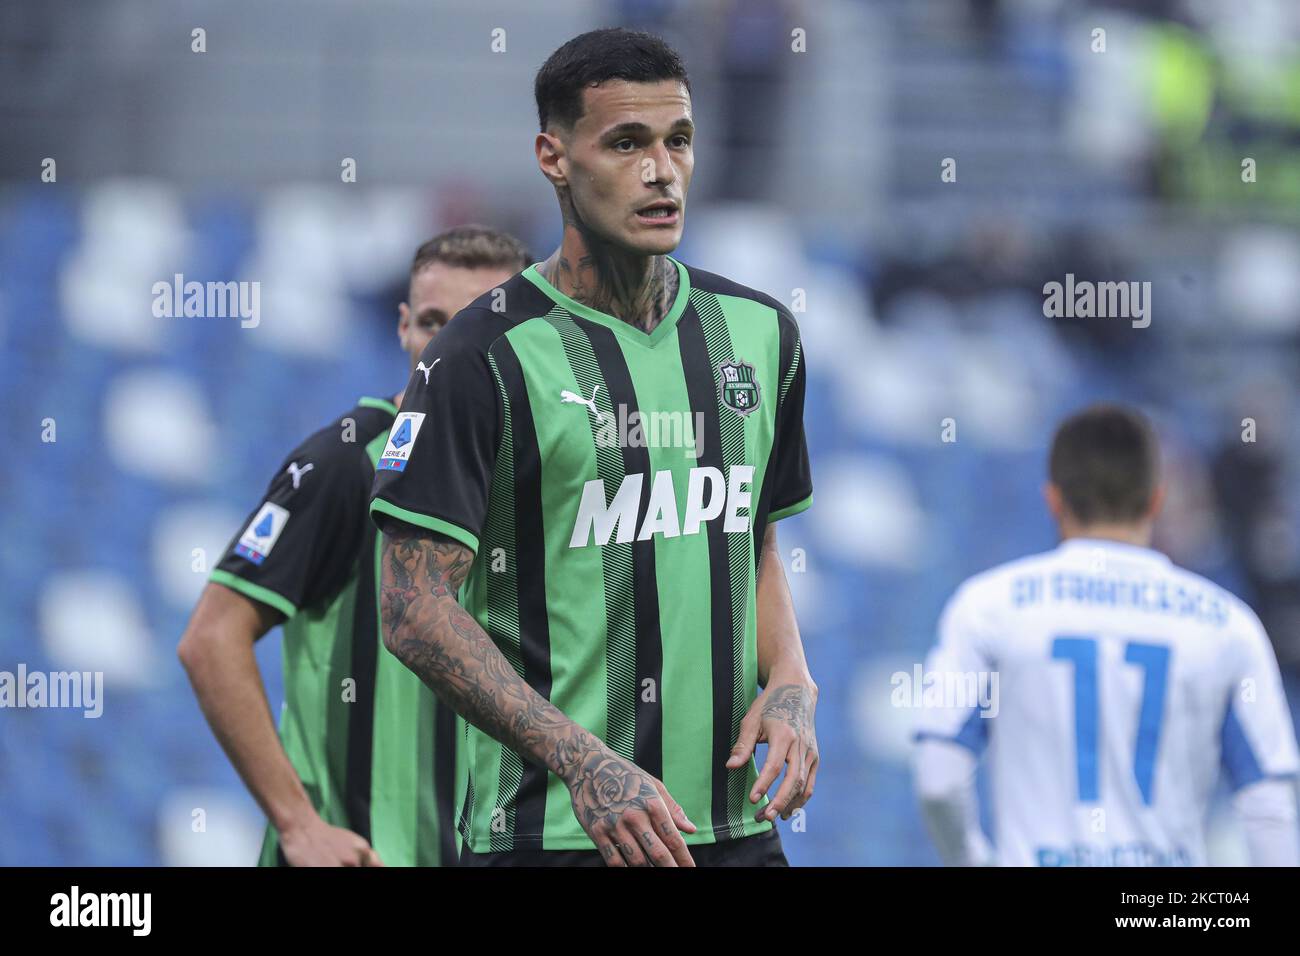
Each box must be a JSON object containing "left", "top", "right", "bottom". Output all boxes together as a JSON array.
[
  {"left": 1213, "top": 381, "right": 1300, "bottom": 671},
  {"left": 717, "top": 0, "right": 795, "bottom": 201}
]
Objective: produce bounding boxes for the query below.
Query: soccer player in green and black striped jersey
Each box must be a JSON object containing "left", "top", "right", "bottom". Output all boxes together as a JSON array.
[
  {"left": 372, "top": 29, "right": 819, "bottom": 866},
  {"left": 178, "top": 226, "right": 528, "bottom": 866}
]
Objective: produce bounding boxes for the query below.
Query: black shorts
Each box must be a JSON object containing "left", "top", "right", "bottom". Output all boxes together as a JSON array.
[{"left": 460, "top": 826, "right": 789, "bottom": 867}]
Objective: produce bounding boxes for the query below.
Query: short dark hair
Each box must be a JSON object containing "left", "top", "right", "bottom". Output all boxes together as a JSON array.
[
  {"left": 410, "top": 225, "right": 530, "bottom": 279},
  {"left": 534, "top": 28, "right": 691, "bottom": 132},
  {"left": 1048, "top": 404, "right": 1160, "bottom": 525}
]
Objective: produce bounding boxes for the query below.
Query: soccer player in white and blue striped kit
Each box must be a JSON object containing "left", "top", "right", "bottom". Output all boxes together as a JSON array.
[{"left": 914, "top": 404, "right": 1300, "bottom": 866}]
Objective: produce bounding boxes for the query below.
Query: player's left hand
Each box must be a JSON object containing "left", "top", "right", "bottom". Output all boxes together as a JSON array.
[{"left": 727, "top": 677, "right": 819, "bottom": 823}]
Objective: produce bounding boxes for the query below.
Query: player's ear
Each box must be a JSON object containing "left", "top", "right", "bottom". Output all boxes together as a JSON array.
[
  {"left": 536, "top": 130, "right": 568, "bottom": 187},
  {"left": 1146, "top": 483, "right": 1166, "bottom": 522},
  {"left": 398, "top": 302, "right": 410, "bottom": 347},
  {"left": 1043, "top": 482, "right": 1065, "bottom": 521}
]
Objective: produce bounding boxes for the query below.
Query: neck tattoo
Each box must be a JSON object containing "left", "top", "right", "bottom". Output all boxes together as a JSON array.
[
  {"left": 542, "top": 193, "right": 679, "bottom": 333},
  {"left": 544, "top": 251, "right": 677, "bottom": 334}
]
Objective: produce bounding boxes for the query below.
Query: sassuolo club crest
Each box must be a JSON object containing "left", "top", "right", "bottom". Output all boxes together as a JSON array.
[{"left": 718, "top": 359, "right": 760, "bottom": 416}]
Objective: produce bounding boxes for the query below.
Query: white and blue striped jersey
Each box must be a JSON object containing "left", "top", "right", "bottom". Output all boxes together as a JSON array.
[{"left": 915, "top": 538, "right": 1300, "bottom": 866}]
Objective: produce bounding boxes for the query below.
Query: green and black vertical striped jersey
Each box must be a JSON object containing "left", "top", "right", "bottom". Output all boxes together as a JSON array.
[
  {"left": 211, "top": 397, "right": 459, "bottom": 866},
  {"left": 370, "top": 258, "right": 813, "bottom": 852}
]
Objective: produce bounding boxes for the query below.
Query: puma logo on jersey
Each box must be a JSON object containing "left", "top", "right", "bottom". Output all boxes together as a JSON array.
[
  {"left": 560, "top": 384, "right": 609, "bottom": 423},
  {"left": 569, "top": 465, "right": 753, "bottom": 548},
  {"left": 285, "top": 461, "right": 314, "bottom": 489},
  {"left": 416, "top": 358, "right": 441, "bottom": 385}
]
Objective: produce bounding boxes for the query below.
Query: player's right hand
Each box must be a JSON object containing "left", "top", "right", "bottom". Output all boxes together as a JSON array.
[
  {"left": 566, "top": 748, "right": 697, "bottom": 867},
  {"left": 279, "top": 814, "right": 384, "bottom": 867}
]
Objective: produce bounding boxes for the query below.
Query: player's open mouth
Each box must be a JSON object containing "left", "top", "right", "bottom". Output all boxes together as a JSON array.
[{"left": 635, "top": 201, "right": 679, "bottom": 225}]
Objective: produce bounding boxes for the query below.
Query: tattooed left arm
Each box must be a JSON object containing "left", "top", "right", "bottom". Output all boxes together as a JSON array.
[{"left": 726, "top": 523, "right": 820, "bottom": 822}]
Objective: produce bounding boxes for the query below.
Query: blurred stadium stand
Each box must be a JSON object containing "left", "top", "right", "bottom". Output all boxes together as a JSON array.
[{"left": 2, "top": 0, "right": 1299, "bottom": 865}]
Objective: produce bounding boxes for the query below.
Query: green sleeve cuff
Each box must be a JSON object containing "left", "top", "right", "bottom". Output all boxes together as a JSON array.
[
  {"left": 369, "top": 498, "right": 480, "bottom": 555},
  {"left": 358, "top": 395, "right": 399, "bottom": 416},
  {"left": 209, "top": 569, "right": 297, "bottom": 619},
  {"left": 768, "top": 493, "right": 813, "bottom": 523}
]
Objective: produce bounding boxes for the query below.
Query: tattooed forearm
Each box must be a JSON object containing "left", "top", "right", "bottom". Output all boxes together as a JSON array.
[
  {"left": 380, "top": 526, "right": 693, "bottom": 863},
  {"left": 378, "top": 526, "right": 600, "bottom": 783}
]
